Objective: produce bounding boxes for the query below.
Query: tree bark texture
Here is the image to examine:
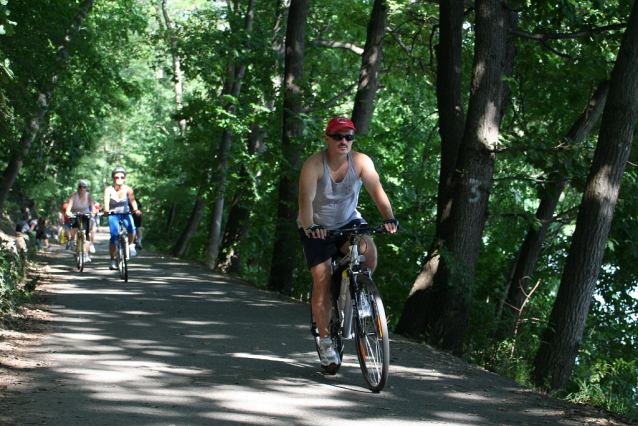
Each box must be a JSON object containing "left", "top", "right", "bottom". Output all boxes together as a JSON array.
[
  {"left": 268, "top": 0, "right": 310, "bottom": 294},
  {"left": 501, "top": 81, "right": 609, "bottom": 337},
  {"left": 532, "top": 0, "right": 638, "bottom": 392},
  {"left": 434, "top": 0, "right": 465, "bottom": 228},
  {"left": 0, "top": 0, "right": 95, "bottom": 213},
  {"left": 396, "top": 0, "right": 517, "bottom": 355},
  {"left": 350, "top": 0, "right": 388, "bottom": 134}
]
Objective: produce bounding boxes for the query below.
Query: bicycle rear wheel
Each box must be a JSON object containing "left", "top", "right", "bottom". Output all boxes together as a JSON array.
[
  {"left": 76, "top": 232, "right": 84, "bottom": 272},
  {"left": 118, "top": 236, "right": 128, "bottom": 282},
  {"left": 354, "top": 275, "right": 389, "bottom": 392}
]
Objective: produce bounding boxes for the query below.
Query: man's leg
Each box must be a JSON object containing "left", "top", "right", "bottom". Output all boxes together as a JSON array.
[
  {"left": 310, "top": 259, "right": 332, "bottom": 339},
  {"left": 340, "top": 234, "right": 378, "bottom": 273}
]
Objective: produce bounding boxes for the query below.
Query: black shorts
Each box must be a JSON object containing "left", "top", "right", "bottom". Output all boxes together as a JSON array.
[
  {"left": 133, "top": 214, "right": 142, "bottom": 228},
  {"left": 36, "top": 227, "right": 48, "bottom": 240},
  {"left": 71, "top": 216, "right": 91, "bottom": 231},
  {"left": 299, "top": 219, "right": 367, "bottom": 269}
]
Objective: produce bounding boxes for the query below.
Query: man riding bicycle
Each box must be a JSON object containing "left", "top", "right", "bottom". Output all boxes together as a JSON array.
[
  {"left": 298, "top": 116, "right": 398, "bottom": 372},
  {"left": 104, "top": 167, "right": 141, "bottom": 271}
]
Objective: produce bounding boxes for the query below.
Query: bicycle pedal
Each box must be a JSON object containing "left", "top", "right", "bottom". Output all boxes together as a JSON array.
[{"left": 321, "top": 363, "right": 341, "bottom": 375}]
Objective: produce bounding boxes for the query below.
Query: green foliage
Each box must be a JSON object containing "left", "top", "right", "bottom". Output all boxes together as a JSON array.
[
  {"left": 3, "top": 0, "right": 638, "bottom": 419},
  {"left": 0, "top": 244, "right": 34, "bottom": 315},
  {"left": 568, "top": 358, "right": 638, "bottom": 419}
]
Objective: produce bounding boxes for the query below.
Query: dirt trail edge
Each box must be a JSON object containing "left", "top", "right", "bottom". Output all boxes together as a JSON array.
[{"left": 1, "top": 230, "right": 635, "bottom": 426}]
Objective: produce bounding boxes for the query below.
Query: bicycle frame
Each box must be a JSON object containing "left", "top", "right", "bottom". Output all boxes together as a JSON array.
[
  {"left": 71, "top": 213, "right": 91, "bottom": 271},
  {"left": 110, "top": 213, "right": 130, "bottom": 282},
  {"left": 333, "top": 233, "right": 372, "bottom": 340}
]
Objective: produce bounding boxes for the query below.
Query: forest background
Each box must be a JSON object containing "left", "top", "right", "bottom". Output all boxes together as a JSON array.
[{"left": 1, "top": 0, "right": 637, "bottom": 419}]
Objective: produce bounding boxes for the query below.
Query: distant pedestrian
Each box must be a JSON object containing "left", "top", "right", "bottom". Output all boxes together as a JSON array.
[{"left": 35, "top": 217, "right": 52, "bottom": 250}]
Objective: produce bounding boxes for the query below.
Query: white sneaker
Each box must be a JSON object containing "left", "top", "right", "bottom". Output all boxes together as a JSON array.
[
  {"left": 85, "top": 255, "right": 92, "bottom": 263},
  {"left": 109, "top": 260, "right": 117, "bottom": 270},
  {"left": 129, "top": 244, "right": 137, "bottom": 257},
  {"left": 89, "top": 244, "right": 96, "bottom": 253},
  {"left": 318, "top": 337, "right": 341, "bottom": 372}
]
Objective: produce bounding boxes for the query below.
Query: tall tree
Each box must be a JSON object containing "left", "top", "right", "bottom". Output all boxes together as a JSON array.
[
  {"left": 350, "top": 0, "right": 387, "bottom": 134},
  {"left": 500, "top": 80, "right": 609, "bottom": 336},
  {"left": 216, "top": 4, "right": 286, "bottom": 273},
  {"left": 396, "top": 0, "right": 518, "bottom": 355},
  {"left": 434, "top": 0, "right": 465, "bottom": 228},
  {"left": 204, "top": 0, "right": 256, "bottom": 267},
  {"left": 0, "top": 0, "right": 96, "bottom": 213},
  {"left": 532, "top": 0, "right": 638, "bottom": 392},
  {"left": 267, "top": 0, "right": 310, "bottom": 294},
  {"left": 215, "top": 120, "right": 266, "bottom": 272}
]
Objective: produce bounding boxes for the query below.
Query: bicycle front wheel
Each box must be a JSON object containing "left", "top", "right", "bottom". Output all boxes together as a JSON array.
[
  {"left": 118, "top": 237, "right": 128, "bottom": 282},
  {"left": 76, "top": 232, "right": 84, "bottom": 272},
  {"left": 354, "top": 275, "right": 389, "bottom": 392}
]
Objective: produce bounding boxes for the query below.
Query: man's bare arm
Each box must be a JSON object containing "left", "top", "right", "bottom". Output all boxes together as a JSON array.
[
  {"left": 359, "top": 154, "right": 397, "bottom": 233},
  {"left": 298, "top": 155, "right": 326, "bottom": 238}
]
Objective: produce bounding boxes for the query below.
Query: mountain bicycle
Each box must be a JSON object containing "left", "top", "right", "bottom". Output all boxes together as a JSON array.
[
  {"left": 310, "top": 224, "right": 392, "bottom": 392},
  {"left": 69, "top": 213, "right": 91, "bottom": 272},
  {"left": 109, "top": 213, "right": 130, "bottom": 282}
]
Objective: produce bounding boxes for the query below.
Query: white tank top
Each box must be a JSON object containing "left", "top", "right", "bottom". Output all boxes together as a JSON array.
[
  {"left": 70, "top": 192, "right": 91, "bottom": 214},
  {"left": 296, "top": 151, "right": 363, "bottom": 230},
  {"left": 108, "top": 186, "right": 130, "bottom": 214}
]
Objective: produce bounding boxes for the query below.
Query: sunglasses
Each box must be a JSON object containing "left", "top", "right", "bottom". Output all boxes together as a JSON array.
[
  {"left": 328, "top": 133, "right": 355, "bottom": 141},
  {"left": 78, "top": 186, "right": 87, "bottom": 189},
  {"left": 114, "top": 176, "right": 125, "bottom": 180}
]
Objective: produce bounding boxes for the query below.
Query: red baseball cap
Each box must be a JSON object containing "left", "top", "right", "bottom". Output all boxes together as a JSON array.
[{"left": 326, "top": 117, "right": 356, "bottom": 133}]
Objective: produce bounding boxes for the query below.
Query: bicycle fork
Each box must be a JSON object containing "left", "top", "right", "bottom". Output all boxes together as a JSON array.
[{"left": 335, "top": 242, "right": 370, "bottom": 341}]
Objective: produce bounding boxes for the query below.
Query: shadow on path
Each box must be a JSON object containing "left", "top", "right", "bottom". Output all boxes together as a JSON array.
[{"left": 0, "top": 231, "right": 626, "bottom": 425}]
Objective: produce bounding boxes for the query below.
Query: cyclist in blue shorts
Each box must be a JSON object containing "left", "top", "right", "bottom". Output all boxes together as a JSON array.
[
  {"left": 103, "top": 167, "right": 141, "bottom": 271},
  {"left": 298, "top": 117, "right": 398, "bottom": 372}
]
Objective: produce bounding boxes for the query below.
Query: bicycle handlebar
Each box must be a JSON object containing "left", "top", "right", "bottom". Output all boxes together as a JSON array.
[{"left": 326, "top": 224, "right": 397, "bottom": 238}]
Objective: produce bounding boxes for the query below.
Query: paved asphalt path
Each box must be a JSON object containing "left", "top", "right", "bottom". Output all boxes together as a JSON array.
[{"left": 1, "top": 230, "right": 628, "bottom": 426}]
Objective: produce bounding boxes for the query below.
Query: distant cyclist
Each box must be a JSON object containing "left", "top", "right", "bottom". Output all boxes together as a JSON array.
[
  {"left": 61, "top": 201, "right": 72, "bottom": 248},
  {"left": 66, "top": 180, "right": 97, "bottom": 263},
  {"left": 128, "top": 197, "right": 143, "bottom": 250},
  {"left": 298, "top": 116, "right": 398, "bottom": 372},
  {"left": 104, "top": 167, "right": 141, "bottom": 271}
]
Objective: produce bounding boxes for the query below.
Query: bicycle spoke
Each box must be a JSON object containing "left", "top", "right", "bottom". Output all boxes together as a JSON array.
[{"left": 354, "top": 276, "right": 389, "bottom": 392}]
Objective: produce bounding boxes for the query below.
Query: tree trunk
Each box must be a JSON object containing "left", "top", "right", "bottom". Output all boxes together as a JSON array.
[
  {"left": 501, "top": 80, "right": 609, "bottom": 336},
  {"left": 267, "top": 0, "right": 310, "bottom": 294},
  {"left": 434, "top": 0, "right": 465, "bottom": 228},
  {"left": 172, "top": 171, "right": 210, "bottom": 256},
  {"left": 216, "top": 121, "right": 267, "bottom": 273},
  {"left": 0, "top": 0, "right": 95, "bottom": 213},
  {"left": 204, "top": 0, "right": 255, "bottom": 268},
  {"left": 396, "top": 0, "right": 517, "bottom": 355},
  {"left": 532, "top": 0, "right": 638, "bottom": 392},
  {"left": 350, "top": 0, "right": 387, "bottom": 134},
  {"left": 216, "top": 5, "right": 286, "bottom": 273}
]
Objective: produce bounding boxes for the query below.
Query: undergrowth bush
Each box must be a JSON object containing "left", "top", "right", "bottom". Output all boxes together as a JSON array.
[{"left": 0, "top": 245, "right": 35, "bottom": 318}]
